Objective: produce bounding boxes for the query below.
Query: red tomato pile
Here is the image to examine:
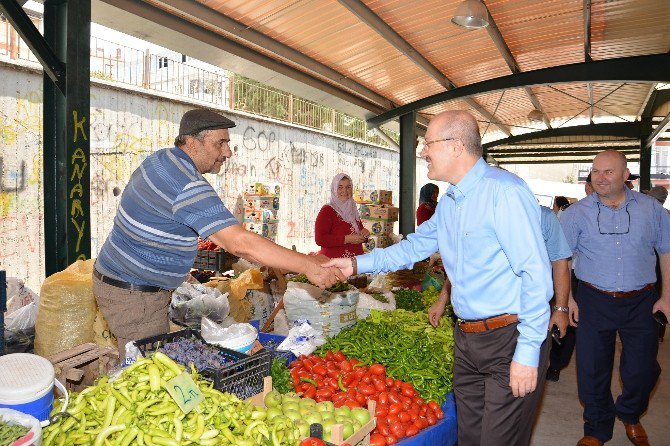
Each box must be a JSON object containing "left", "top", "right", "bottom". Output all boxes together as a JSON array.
[
  {"left": 290, "top": 351, "right": 444, "bottom": 446},
  {"left": 197, "top": 239, "right": 218, "bottom": 250}
]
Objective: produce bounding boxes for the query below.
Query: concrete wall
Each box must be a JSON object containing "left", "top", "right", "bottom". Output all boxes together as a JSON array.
[{"left": 0, "top": 62, "right": 400, "bottom": 291}]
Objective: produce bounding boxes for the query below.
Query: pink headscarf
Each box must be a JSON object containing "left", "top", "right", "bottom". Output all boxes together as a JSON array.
[{"left": 329, "top": 173, "right": 361, "bottom": 234}]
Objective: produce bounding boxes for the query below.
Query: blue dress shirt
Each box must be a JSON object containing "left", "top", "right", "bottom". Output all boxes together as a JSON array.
[
  {"left": 559, "top": 188, "right": 670, "bottom": 292},
  {"left": 357, "top": 159, "right": 553, "bottom": 367},
  {"left": 540, "top": 206, "right": 572, "bottom": 262}
]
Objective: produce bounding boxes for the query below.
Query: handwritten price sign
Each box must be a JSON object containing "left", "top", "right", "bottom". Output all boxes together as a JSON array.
[{"left": 166, "top": 372, "right": 205, "bottom": 414}]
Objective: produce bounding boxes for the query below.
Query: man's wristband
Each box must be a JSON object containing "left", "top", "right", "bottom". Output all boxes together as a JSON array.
[
  {"left": 351, "top": 257, "right": 358, "bottom": 275},
  {"left": 552, "top": 305, "right": 569, "bottom": 313}
]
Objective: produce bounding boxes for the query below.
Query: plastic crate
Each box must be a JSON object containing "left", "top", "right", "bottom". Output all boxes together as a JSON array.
[
  {"left": 193, "top": 248, "right": 227, "bottom": 272},
  {"left": 249, "top": 320, "right": 296, "bottom": 365},
  {"left": 133, "top": 329, "right": 271, "bottom": 399}
]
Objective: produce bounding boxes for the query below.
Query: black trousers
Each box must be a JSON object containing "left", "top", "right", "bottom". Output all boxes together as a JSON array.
[
  {"left": 454, "top": 323, "right": 550, "bottom": 446},
  {"left": 575, "top": 282, "right": 660, "bottom": 443}
]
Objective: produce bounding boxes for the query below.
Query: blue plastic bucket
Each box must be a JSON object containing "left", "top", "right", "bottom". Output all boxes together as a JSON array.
[{"left": 0, "top": 353, "right": 56, "bottom": 422}]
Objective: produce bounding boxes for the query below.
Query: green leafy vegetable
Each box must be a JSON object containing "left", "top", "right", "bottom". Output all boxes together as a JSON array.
[
  {"left": 392, "top": 288, "right": 424, "bottom": 312},
  {"left": 270, "top": 358, "right": 293, "bottom": 394}
]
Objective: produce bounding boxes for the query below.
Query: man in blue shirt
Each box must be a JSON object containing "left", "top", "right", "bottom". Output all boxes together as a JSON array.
[
  {"left": 560, "top": 150, "right": 670, "bottom": 446},
  {"left": 95, "top": 109, "right": 344, "bottom": 353},
  {"left": 326, "top": 110, "right": 553, "bottom": 445},
  {"left": 539, "top": 206, "right": 573, "bottom": 382}
]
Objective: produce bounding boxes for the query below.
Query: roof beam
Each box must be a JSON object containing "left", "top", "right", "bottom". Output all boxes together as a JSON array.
[
  {"left": 483, "top": 122, "right": 641, "bottom": 149},
  {"left": 644, "top": 112, "right": 670, "bottom": 149},
  {"left": 336, "top": 0, "right": 511, "bottom": 136},
  {"left": 641, "top": 88, "right": 670, "bottom": 118},
  {"left": 140, "top": 0, "right": 395, "bottom": 110},
  {"left": 489, "top": 147, "right": 639, "bottom": 155},
  {"left": 497, "top": 157, "right": 639, "bottom": 165},
  {"left": 491, "top": 150, "right": 639, "bottom": 159},
  {"left": 368, "top": 53, "right": 670, "bottom": 127},
  {"left": 584, "top": 0, "right": 594, "bottom": 123},
  {"left": 485, "top": 7, "right": 551, "bottom": 128}
]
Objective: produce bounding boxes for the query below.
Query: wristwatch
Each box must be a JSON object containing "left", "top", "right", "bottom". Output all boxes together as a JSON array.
[{"left": 552, "top": 305, "right": 569, "bottom": 313}]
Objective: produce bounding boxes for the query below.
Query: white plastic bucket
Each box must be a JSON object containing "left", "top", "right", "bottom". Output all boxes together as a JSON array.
[
  {"left": 211, "top": 323, "right": 258, "bottom": 353},
  {"left": 0, "top": 354, "right": 68, "bottom": 427}
]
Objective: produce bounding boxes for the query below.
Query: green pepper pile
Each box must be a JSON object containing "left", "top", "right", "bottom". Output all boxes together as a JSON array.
[
  {"left": 0, "top": 417, "right": 30, "bottom": 445},
  {"left": 316, "top": 309, "right": 455, "bottom": 404},
  {"left": 44, "top": 353, "right": 304, "bottom": 445}
]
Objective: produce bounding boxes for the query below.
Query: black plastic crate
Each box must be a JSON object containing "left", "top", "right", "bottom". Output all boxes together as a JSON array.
[
  {"left": 193, "top": 249, "right": 226, "bottom": 272},
  {"left": 134, "top": 329, "right": 271, "bottom": 399}
]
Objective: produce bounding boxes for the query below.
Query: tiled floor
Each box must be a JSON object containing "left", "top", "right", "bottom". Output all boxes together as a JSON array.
[{"left": 531, "top": 334, "right": 670, "bottom": 445}]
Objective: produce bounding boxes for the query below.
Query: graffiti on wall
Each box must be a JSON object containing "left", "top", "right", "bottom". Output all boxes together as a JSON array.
[{"left": 0, "top": 65, "right": 400, "bottom": 291}]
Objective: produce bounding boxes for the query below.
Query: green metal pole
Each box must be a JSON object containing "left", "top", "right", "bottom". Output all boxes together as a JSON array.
[{"left": 399, "top": 112, "right": 416, "bottom": 236}]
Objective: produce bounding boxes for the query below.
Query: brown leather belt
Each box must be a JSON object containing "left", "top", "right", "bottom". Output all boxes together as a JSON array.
[
  {"left": 583, "top": 282, "right": 655, "bottom": 298},
  {"left": 93, "top": 268, "right": 168, "bottom": 293},
  {"left": 458, "top": 314, "right": 518, "bottom": 333}
]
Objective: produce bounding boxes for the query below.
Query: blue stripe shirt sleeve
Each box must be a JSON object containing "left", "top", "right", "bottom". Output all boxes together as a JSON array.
[
  {"left": 173, "top": 182, "right": 238, "bottom": 239},
  {"left": 541, "top": 206, "right": 572, "bottom": 261}
]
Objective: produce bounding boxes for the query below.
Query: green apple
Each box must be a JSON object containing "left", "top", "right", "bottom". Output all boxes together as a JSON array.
[
  {"left": 284, "top": 409, "right": 302, "bottom": 422},
  {"left": 264, "top": 390, "right": 282, "bottom": 408},
  {"left": 304, "top": 411, "right": 323, "bottom": 425},
  {"left": 334, "top": 406, "right": 350, "bottom": 418},
  {"left": 316, "top": 401, "right": 334, "bottom": 412},
  {"left": 299, "top": 397, "right": 317, "bottom": 408},
  {"left": 350, "top": 407, "right": 371, "bottom": 425},
  {"left": 299, "top": 405, "right": 312, "bottom": 416},
  {"left": 320, "top": 412, "right": 334, "bottom": 421},
  {"left": 321, "top": 419, "right": 336, "bottom": 437},
  {"left": 282, "top": 393, "right": 300, "bottom": 404},
  {"left": 342, "top": 421, "right": 354, "bottom": 440},
  {"left": 281, "top": 402, "right": 300, "bottom": 413},
  {"left": 294, "top": 420, "right": 310, "bottom": 438},
  {"left": 266, "top": 407, "right": 283, "bottom": 420}
]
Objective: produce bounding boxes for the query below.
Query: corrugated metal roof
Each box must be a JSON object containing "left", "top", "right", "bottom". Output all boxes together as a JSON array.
[{"left": 129, "top": 0, "right": 669, "bottom": 152}]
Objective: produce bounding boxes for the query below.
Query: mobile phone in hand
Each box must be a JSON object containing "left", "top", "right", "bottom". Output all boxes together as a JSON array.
[
  {"left": 551, "top": 325, "right": 562, "bottom": 346},
  {"left": 653, "top": 310, "right": 668, "bottom": 325}
]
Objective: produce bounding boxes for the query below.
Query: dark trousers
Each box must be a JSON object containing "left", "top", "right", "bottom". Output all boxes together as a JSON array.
[
  {"left": 548, "top": 271, "right": 579, "bottom": 371},
  {"left": 454, "top": 323, "right": 550, "bottom": 446},
  {"left": 575, "top": 282, "right": 661, "bottom": 443}
]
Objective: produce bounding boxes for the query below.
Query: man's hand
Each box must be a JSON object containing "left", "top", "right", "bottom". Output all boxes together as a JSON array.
[
  {"left": 360, "top": 228, "right": 371, "bottom": 238},
  {"left": 509, "top": 361, "right": 538, "bottom": 398},
  {"left": 652, "top": 295, "right": 670, "bottom": 322},
  {"left": 323, "top": 257, "right": 354, "bottom": 277},
  {"left": 428, "top": 299, "right": 447, "bottom": 328},
  {"left": 305, "top": 257, "right": 346, "bottom": 289},
  {"left": 568, "top": 295, "right": 579, "bottom": 327},
  {"left": 548, "top": 311, "right": 569, "bottom": 338},
  {"left": 428, "top": 285, "right": 450, "bottom": 328}
]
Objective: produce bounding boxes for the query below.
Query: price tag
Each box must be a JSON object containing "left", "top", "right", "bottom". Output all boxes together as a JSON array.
[{"left": 166, "top": 372, "right": 205, "bottom": 414}]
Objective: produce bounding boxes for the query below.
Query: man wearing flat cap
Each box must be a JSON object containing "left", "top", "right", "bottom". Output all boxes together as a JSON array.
[{"left": 94, "top": 108, "right": 344, "bottom": 353}]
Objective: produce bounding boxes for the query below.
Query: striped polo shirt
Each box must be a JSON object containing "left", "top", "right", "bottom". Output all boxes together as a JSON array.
[{"left": 96, "top": 147, "right": 237, "bottom": 289}]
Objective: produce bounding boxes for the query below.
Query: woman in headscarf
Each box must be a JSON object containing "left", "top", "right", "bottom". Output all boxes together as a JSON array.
[
  {"left": 416, "top": 183, "right": 439, "bottom": 226},
  {"left": 315, "top": 173, "right": 370, "bottom": 258}
]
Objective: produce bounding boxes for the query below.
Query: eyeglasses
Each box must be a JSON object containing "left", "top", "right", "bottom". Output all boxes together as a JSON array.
[
  {"left": 596, "top": 201, "right": 630, "bottom": 235},
  {"left": 423, "top": 137, "right": 458, "bottom": 149}
]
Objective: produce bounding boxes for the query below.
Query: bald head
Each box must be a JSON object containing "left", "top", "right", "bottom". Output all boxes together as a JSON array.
[
  {"left": 431, "top": 111, "right": 483, "bottom": 157},
  {"left": 590, "top": 149, "right": 630, "bottom": 203}
]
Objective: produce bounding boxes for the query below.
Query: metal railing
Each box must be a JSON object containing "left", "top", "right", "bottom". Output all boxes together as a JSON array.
[{"left": 0, "top": 18, "right": 394, "bottom": 147}]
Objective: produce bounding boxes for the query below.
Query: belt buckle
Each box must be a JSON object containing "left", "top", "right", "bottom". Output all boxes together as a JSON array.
[{"left": 457, "top": 318, "right": 466, "bottom": 325}]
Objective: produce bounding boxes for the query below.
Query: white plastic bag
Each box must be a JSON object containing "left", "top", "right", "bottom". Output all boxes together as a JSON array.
[
  {"left": 356, "top": 291, "right": 396, "bottom": 320},
  {"left": 283, "top": 282, "right": 358, "bottom": 338},
  {"left": 170, "top": 283, "right": 230, "bottom": 327},
  {"left": 277, "top": 320, "right": 326, "bottom": 357},
  {"left": 200, "top": 317, "right": 257, "bottom": 352},
  {"left": 0, "top": 408, "right": 42, "bottom": 446},
  {"left": 4, "top": 278, "right": 38, "bottom": 314}
]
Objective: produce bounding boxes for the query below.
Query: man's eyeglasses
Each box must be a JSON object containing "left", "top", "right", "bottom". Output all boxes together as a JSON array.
[
  {"left": 596, "top": 201, "right": 630, "bottom": 235},
  {"left": 423, "top": 137, "right": 457, "bottom": 149}
]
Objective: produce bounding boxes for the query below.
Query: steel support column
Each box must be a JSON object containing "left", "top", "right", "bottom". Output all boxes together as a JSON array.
[
  {"left": 399, "top": 113, "right": 416, "bottom": 236},
  {"left": 639, "top": 117, "right": 653, "bottom": 191},
  {"left": 43, "top": 0, "right": 91, "bottom": 276}
]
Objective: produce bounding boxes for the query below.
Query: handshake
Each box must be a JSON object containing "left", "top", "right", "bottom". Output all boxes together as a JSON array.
[{"left": 303, "top": 255, "right": 359, "bottom": 289}]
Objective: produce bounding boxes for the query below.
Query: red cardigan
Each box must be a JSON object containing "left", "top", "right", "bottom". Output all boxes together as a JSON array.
[
  {"left": 416, "top": 202, "right": 436, "bottom": 226},
  {"left": 315, "top": 205, "right": 364, "bottom": 258}
]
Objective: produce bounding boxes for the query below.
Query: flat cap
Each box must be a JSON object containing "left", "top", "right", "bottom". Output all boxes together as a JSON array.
[{"left": 179, "top": 109, "right": 236, "bottom": 136}]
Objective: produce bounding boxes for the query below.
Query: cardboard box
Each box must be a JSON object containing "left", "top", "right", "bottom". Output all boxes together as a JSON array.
[
  {"left": 244, "top": 208, "right": 278, "bottom": 222},
  {"left": 354, "top": 189, "right": 393, "bottom": 205},
  {"left": 362, "top": 218, "right": 395, "bottom": 235},
  {"left": 359, "top": 204, "right": 399, "bottom": 221},
  {"left": 364, "top": 234, "right": 393, "bottom": 251},
  {"left": 244, "top": 194, "right": 278, "bottom": 211}
]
